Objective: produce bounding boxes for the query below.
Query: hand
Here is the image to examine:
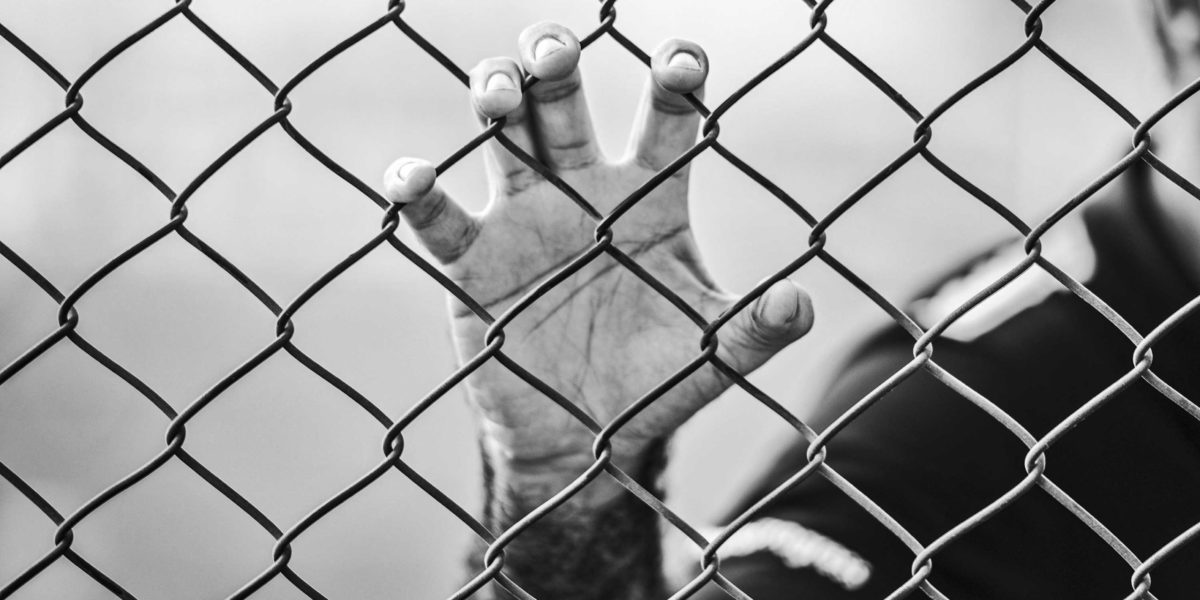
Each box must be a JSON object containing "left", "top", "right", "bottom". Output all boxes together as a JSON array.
[{"left": 383, "top": 22, "right": 813, "bottom": 488}]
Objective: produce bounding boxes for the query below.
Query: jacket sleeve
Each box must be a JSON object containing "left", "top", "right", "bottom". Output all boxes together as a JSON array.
[{"left": 685, "top": 329, "right": 1031, "bottom": 599}]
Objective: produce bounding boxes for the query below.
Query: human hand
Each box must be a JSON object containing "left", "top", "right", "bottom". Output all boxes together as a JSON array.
[{"left": 383, "top": 22, "right": 812, "bottom": 492}]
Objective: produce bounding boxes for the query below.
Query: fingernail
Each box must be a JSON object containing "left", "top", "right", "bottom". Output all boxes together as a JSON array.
[
  {"left": 667, "top": 52, "right": 701, "bottom": 71},
  {"left": 533, "top": 35, "right": 566, "bottom": 61},
  {"left": 485, "top": 72, "right": 518, "bottom": 92},
  {"left": 397, "top": 161, "right": 419, "bottom": 181}
]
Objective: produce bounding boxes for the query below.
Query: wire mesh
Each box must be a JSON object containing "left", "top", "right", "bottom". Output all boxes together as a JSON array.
[{"left": 1, "top": 0, "right": 1199, "bottom": 599}]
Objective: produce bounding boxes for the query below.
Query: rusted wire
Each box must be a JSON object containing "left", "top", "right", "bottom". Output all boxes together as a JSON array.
[{"left": 2, "top": 1, "right": 1199, "bottom": 599}]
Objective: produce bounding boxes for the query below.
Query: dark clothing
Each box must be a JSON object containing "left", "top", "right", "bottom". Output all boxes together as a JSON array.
[{"left": 697, "top": 163, "right": 1200, "bottom": 599}]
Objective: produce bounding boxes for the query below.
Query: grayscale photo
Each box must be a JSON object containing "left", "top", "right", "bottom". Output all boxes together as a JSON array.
[{"left": 1, "top": 0, "right": 1198, "bottom": 598}]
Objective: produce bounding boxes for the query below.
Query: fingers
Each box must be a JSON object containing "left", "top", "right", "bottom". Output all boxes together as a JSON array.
[
  {"left": 471, "top": 25, "right": 704, "bottom": 179},
  {"left": 715, "top": 280, "right": 814, "bottom": 377},
  {"left": 383, "top": 158, "right": 480, "bottom": 264},
  {"left": 628, "top": 39, "right": 708, "bottom": 173},
  {"left": 518, "top": 22, "right": 602, "bottom": 170},
  {"left": 469, "top": 57, "right": 538, "bottom": 186}
]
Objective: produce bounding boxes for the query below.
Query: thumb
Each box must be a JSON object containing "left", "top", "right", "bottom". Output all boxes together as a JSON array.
[{"left": 715, "top": 279, "right": 814, "bottom": 376}]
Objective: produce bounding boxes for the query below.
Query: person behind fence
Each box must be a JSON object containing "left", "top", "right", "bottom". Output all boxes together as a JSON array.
[{"left": 383, "top": 3, "right": 1200, "bottom": 599}]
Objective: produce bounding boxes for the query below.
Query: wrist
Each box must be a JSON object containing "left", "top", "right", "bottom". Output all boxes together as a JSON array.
[
  {"left": 481, "top": 433, "right": 641, "bottom": 509},
  {"left": 471, "top": 438, "right": 670, "bottom": 600},
  {"left": 480, "top": 428, "right": 668, "bottom": 509}
]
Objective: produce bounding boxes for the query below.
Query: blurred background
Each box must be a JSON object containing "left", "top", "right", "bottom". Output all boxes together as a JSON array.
[{"left": 0, "top": 0, "right": 1172, "bottom": 598}]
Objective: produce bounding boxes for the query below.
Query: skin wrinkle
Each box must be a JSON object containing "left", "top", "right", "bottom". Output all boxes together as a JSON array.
[
  {"left": 428, "top": 26, "right": 754, "bottom": 600},
  {"left": 557, "top": 296, "right": 581, "bottom": 399},
  {"left": 531, "top": 215, "right": 549, "bottom": 254},
  {"left": 566, "top": 294, "right": 592, "bottom": 400},
  {"left": 449, "top": 223, "right": 694, "bottom": 319},
  {"left": 549, "top": 155, "right": 602, "bottom": 172},
  {"left": 630, "top": 153, "right": 691, "bottom": 179},
  {"left": 454, "top": 231, "right": 719, "bottom": 449},
  {"left": 437, "top": 223, "right": 479, "bottom": 265},
  {"left": 541, "top": 151, "right": 602, "bottom": 172},
  {"left": 528, "top": 78, "right": 584, "bottom": 104},
  {"left": 408, "top": 192, "right": 482, "bottom": 264},
  {"left": 543, "top": 137, "right": 595, "bottom": 153},
  {"left": 525, "top": 79, "right": 602, "bottom": 170},
  {"left": 421, "top": 12, "right": 1200, "bottom": 598},
  {"left": 465, "top": 230, "right": 720, "bottom": 436},
  {"left": 490, "top": 130, "right": 535, "bottom": 181},
  {"left": 407, "top": 190, "right": 449, "bottom": 229},
  {"left": 503, "top": 223, "right": 696, "bottom": 335},
  {"left": 584, "top": 280, "right": 600, "bottom": 366},
  {"left": 502, "top": 169, "right": 543, "bottom": 195},
  {"left": 650, "top": 94, "right": 697, "bottom": 116}
]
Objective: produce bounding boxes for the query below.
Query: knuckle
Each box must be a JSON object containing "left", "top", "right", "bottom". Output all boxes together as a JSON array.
[
  {"left": 741, "top": 321, "right": 783, "bottom": 351},
  {"left": 741, "top": 309, "right": 796, "bottom": 350},
  {"left": 529, "top": 76, "right": 582, "bottom": 103},
  {"left": 650, "top": 91, "right": 697, "bottom": 115},
  {"left": 503, "top": 169, "right": 542, "bottom": 194},
  {"left": 402, "top": 191, "right": 446, "bottom": 229},
  {"left": 631, "top": 154, "right": 691, "bottom": 180},
  {"left": 551, "top": 154, "right": 601, "bottom": 172}
]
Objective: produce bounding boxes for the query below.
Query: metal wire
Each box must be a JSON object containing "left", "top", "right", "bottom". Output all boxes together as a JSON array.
[{"left": 1, "top": 0, "right": 1199, "bottom": 599}]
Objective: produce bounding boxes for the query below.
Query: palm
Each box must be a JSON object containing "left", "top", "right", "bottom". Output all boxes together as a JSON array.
[
  {"left": 447, "top": 166, "right": 721, "bottom": 460},
  {"left": 385, "top": 25, "right": 810, "bottom": 465}
]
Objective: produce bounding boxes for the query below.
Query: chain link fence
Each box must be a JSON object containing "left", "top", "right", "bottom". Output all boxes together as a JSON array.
[{"left": 1, "top": 0, "right": 1198, "bottom": 598}]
